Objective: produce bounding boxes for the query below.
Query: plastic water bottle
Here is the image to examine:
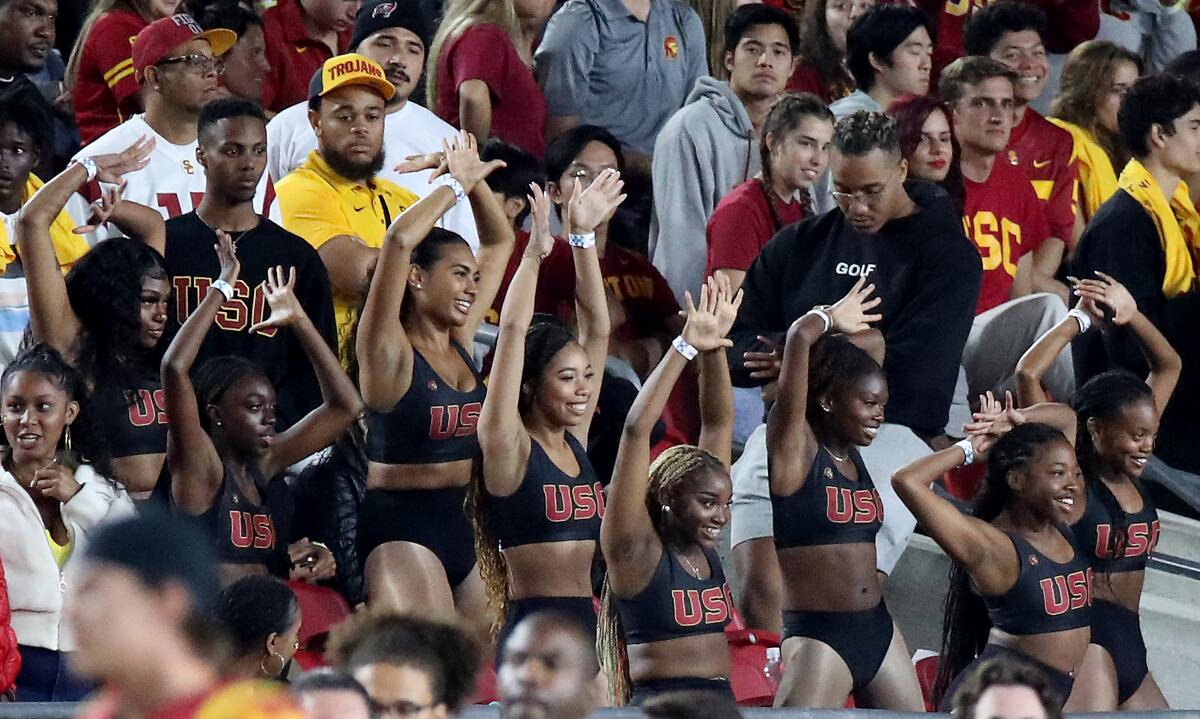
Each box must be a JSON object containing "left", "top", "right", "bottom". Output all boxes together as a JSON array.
[{"left": 763, "top": 646, "right": 783, "bottom": 691}]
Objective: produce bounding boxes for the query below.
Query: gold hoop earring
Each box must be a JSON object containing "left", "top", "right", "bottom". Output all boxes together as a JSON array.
[{"left": 260, "top": 650, "right": 286, "bottom": 677}]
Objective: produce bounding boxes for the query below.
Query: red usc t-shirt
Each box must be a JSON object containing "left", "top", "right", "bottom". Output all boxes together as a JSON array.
[
  {"left": 435, "top": 23, "right": 547, "bottom": 158},
  {"left": 261, "top": 0, "right": 353, "bottom": 112},
  {"left": 706, "top": 179, "right": 810, "bottom": 276},
  {"left": 72, "top": 9, "right": 146, "bottom": 145},
  {"left": 1007, "top": 108, "right": 1078, "bottom": 244},
  {"left": 963, "top": 160, "right": 1050, "bottom": 314}
]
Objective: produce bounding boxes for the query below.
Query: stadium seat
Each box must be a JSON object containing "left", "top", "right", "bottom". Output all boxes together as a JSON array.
[
  {"left": 914, "top": 650, "right": 940, "bottom": 711},
  {"left": 471, "top": 659, "right": 498, "bottom": 704},
  {"left": 288, "top": 581, "right": 352, "bottom": 668}
]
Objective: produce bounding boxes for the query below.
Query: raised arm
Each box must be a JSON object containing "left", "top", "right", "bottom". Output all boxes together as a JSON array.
[
  {"left": 16, "top": 137, "right": 153, "bottom": 357},
  {"left": 477, "top": 184, "right": 556, "bottom": 494},
  {"left": 1075, "top": 272, "right": 1181, "bottom": 417},
  {"left": 562, "top": 171, "right": 622, "bottom": 444},
  {"left": 1014, "top": 307, "right": 1087, "bottom": 407},
  {"left": 697, "top": 274, "right": 742, "bottom": 467},
  {"left": 766, "top": 278, "right": 881, "bottom": 497},
  {"left": 163, "top": 231, "right": 237, "bottom": 513},
  {"left": 253, "top": 267, "right": 363, "bottom": 476},
  {"left": 602, "top": 283, "right": 733, "bottom": 578},
  {"left": 891, "top": 437, "right": 1018, "bottom": 596}
]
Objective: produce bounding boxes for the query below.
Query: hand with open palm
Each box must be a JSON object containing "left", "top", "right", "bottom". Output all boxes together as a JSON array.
[{"left": 249, "top": 266, "right": 306, "bottom": 333}]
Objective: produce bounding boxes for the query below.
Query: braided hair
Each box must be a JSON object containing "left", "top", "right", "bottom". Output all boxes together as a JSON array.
[
  {"left": 192, "top": 356, "right": 271, "bottom": 433},
  {"left": 1072, "top": 370, "right": 1154, "bottom": 563},
  {"left": 598, "top": 444, "right": 726, "bottom": 704},
  {"left": 933, "top": 423, "right": 1069, "bottom": 706},
  {"left": 805, "top": 334, "right": 885, "bottom": 434}
]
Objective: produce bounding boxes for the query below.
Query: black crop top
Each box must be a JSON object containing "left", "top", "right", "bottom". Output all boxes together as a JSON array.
[
  {"left": 91, "top": 376, "right": 169, "bottom": 458},
  {"left": 771, "top": 446, "right": 884, "bottom": 549},
  {"left": 983, "top": 525, "right": 1093, "bottom": 636},
  {"left": 1072, "top": 479, "right": 1159, "bottom": 574},
  {"left": 365, "top": 342, "right": 486, "bottom": 465},
  {"left": 200, "top": 468, "right": 292, "bottom": 576},
  {"left": 615, "top": 546, "right": 733, "bottom": 645},
  {"left": 487, "top": 434, "right": 604, "bottom": 548}
]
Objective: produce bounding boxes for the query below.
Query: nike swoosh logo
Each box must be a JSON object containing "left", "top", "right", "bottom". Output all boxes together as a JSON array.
[
  {"left": 1033, "top": 159, "right": 1051, "bottom": 168},
  {"left": 353, "top": 206, "right": 365, "bottom": 212},
  {"left": 296, "top": 46, "right": 309, "bottom": 53}
]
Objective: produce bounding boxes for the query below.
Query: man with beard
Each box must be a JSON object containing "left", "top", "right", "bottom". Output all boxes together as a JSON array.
[
  {"left": 163, "top": 98, "right": 336, "bottom": 431},
  {"left": 73, "top": 15, "right": 240, "bottom": 224},
  {"left": 498, "top": 612, "right": 602, "bottom": 719},
  {"left": 275, "top": 53, "right": 419, "bottom": 360},
  {"left": 268, "top": 0, "right": 479, "bottom": 248}
]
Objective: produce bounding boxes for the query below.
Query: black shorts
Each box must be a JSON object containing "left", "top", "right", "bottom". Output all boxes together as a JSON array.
[
  {"left": 782, "top": 601, "right": 894, "bottom": 692},
  {"left": 629, "top": 677, "right": 734, "bottom": 707},
  {"left": 498, "top": 596, "right": 597, "bottom": 657},
  {"left": 1091, "top": 599, "right": 1149, "bottom": 704},
  {"left": 940, "top": 644, "right": 1073, "bottom": 712},
  {"left": 356, "top": 486, "right": 477, "bottom": 588}
]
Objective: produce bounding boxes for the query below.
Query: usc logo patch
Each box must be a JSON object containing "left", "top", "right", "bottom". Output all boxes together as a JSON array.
[{"left": 664, "top": 36, "right": 679, "bottom": 59}]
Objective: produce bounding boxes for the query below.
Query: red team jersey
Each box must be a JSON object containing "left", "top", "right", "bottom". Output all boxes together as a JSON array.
[
  {"left": 963, "top": 159, "right": 1050, "bottom": 314},
  {"left": 72, "top": 9, "right": 148, "bottom": 144},
  {"left": 1007, "top": 108, "right": 1079, "bottom": 242},
  {"left": 706, "top": 179, "right": 810, "bottom": 276},
  {"left": 261, "top": 0, "right": 353, "bottom": 112}
]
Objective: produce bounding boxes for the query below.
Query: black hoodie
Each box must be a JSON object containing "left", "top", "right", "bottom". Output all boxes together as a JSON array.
[{"left": 728, "top": 181, "right": 981, "bottom": 437}]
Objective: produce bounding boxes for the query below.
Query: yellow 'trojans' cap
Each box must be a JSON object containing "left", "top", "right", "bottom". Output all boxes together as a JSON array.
[{"left": 308, "top": 53, "right": 395, "bottom": 101}]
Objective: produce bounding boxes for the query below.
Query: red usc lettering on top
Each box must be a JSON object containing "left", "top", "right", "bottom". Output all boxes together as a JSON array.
[
  {"left": 825, "top": 487, "right": 885, "bottom": 524},
  {"left": 428, "top": 402, "right": 482, "bottom": 440},
  {"left": 1095, "top": 520, "right": 1161, "bottom": 560},
  {"left": 1040, "top": 568, "right": 1093, "bottom": 616},
  {"left": 671, "top": 584, "right": 734, "bottom": 627},
  {"left": 228, "top": 510, "right": 277, "bottom": 550},
  {"left": 172, "top": 276, "right": 278, "bottom": 337},
  {"left": 544, "top": 482, "right": 606, "bottom": 523},
  {"left": 127, "top": 388, "right": 169, "bottom": 427}
]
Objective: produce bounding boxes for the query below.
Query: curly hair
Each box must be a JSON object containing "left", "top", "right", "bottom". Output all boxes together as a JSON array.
[
  {"left": 832, "top": 111, "right": 900, "bottom": 158},
  {"left": 887, "top": 94, "right": 966, "bottom": 213},
  {"left": 761, "top": 93, "right": 835, "bottom": 190},
  {"left": 64, "top": 237, "right": 169, "bottom": 390},
  {"left": 1051, "top": 40, "right": 1141, "bottom": 168},
  {"left": 191, "top": 356, "right": 271, "bottom": 433},
  {"left": 796, "top": 0, "right": 855, "bottom": 102},
  {"left": 1072, "top": 370, "right": 1154, "bottom": 563},
  {"left": 953, "top": 655, "right": 1065, "bottom": 719},
  {"left": 0, "top": 343, "right": 114, "bottom": 479},
  {"left": 465, "top": 456, "right": 509, "bottom": 640},
  {"left": 326, "top": 608, "right": 480, "bottom": 712},
  {"left": 599, "top": 444, "right": 726, "bottom": 704},
  {"left": 934, "top": 423, "right": 1070, "bottom": 706}
]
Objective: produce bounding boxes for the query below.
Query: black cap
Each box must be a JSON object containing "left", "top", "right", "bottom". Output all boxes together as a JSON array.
[
  {"left": 83, "top": 509, "right": 221, "bottom": 618},
  {"left": 350, "top": 0, "right": 432, "bottom": 52}
]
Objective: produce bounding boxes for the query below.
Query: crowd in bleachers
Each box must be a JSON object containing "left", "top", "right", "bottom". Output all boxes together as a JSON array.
[{"left": 0, "top": 0, "right": 1198, "bottom": 714}]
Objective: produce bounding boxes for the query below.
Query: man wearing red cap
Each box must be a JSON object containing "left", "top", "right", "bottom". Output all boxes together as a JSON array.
[{"left": 69, "top": 14, "right": 265, "bottom": 226}]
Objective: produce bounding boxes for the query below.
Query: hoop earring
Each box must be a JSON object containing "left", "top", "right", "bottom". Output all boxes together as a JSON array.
[{"left": 260, "top": 650, "right": 286, "bottom": 677}]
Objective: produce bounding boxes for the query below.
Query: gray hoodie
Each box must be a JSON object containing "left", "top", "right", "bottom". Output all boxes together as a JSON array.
[{"left": 649, "top": 76, "right": 759, "bottom": 304}]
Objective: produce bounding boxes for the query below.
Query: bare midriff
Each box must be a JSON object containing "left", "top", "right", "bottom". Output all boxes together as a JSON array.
[{"left": 778, "top": 542, "right": 881, "bottom": 612}]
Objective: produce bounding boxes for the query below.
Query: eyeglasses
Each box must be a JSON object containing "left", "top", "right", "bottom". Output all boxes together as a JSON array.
[
  {"left": 156, "top": 53, "right": 223, "bottom": 75},
  {"left": 566, "top": 166, "right": 619, "bottom": 188},
  {"left": 368, "top": 698, "right": 439, "bottom": 717},
  {"left": 831, "top": 168, "right": 899, "bottom": 209}
]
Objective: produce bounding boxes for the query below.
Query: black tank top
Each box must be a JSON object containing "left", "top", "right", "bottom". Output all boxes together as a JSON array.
[
  {"left": 487, "top": 433, "right": 604, "bottom": 548},
  {"left": 983, "top": 525, "right": 1093, "bottom": 636},
  {"left": 91, "top": 375, "right": 169, "bottom": 458},
  {"left": 1072, "top": 479, "right": 1159, "bottom": 574},
  {"left": 771, "top": 446, "right": 884, "bottom": 548},
  {"left": 365, "top": 342, "right": 486, "bottom": 465},
  {"left": 200, "top": 467, "right": 292, "bottom": 576},
  {"left": 615, "top": 546, "right": 733, "bottom": 645}
]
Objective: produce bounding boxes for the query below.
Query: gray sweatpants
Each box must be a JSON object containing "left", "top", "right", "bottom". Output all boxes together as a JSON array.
[{"left": 963, "top": 292, "right": 1073, "bottom": 402}]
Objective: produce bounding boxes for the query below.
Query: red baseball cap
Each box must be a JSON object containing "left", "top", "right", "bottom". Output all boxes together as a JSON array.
[{"left": 132, "top": 14, "right": 237, "bottom": 76}]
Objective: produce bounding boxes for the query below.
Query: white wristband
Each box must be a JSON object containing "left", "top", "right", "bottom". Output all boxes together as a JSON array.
[
  {"left": 434, "top": 175, "right": 466, "bottom": 204},
  {"left": 1067, "top": 308, "right": 1092, "bottom": 334},
  {"left": 567, "top": 231, "right": 596, "bottom": 248},
  {"left": 671, "top": 335, "right": 699, "bottom": 361},
  {"left": 76, "top": 157, "right": 98, "bottom": 182},
  {"left": 211, "top": 279, "right": 235, "bottom": 301},
  {"left": 803, "top": 308, "right": 832, "bottom": 334},
  {"left": 955, "top": 438, "right": 976, "bottom": 466}
]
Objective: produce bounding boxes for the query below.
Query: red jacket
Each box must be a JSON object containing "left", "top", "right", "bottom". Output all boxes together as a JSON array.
[{"left": 0, "top": 556, "right": 20, "bottom": 696}]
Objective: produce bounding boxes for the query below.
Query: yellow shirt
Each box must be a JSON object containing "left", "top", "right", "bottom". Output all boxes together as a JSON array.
[
  {"left": 45, "top": 529, "right": 72, "bottom": 569},
  {"left": 275, "top": 151, "right": 418, "bottom": 361}
]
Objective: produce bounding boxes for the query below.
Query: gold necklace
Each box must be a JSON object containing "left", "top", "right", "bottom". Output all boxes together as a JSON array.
[
  {"left": 676, "top": 548, "right": 704, "bottom": 579},
  {"left": 826, "top": 445, "right": 850, "bottom": 462}
]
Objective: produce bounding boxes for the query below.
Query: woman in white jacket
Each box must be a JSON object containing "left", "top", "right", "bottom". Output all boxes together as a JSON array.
[{"left": 0, "top": 344, "right": 132, "bottom": 701}]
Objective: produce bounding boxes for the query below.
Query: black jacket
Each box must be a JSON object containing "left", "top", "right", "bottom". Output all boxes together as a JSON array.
[{"left": 728, "top": 181, "right": 981, "bottom": 437}]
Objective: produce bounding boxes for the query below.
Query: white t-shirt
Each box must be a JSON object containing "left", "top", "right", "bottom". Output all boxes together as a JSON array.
[
  {"left": 73, "top": 114, "right": 270, "bottom": 229},
  {"left": 266, "top": 100, "right": 480, "bottom": 250}
]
